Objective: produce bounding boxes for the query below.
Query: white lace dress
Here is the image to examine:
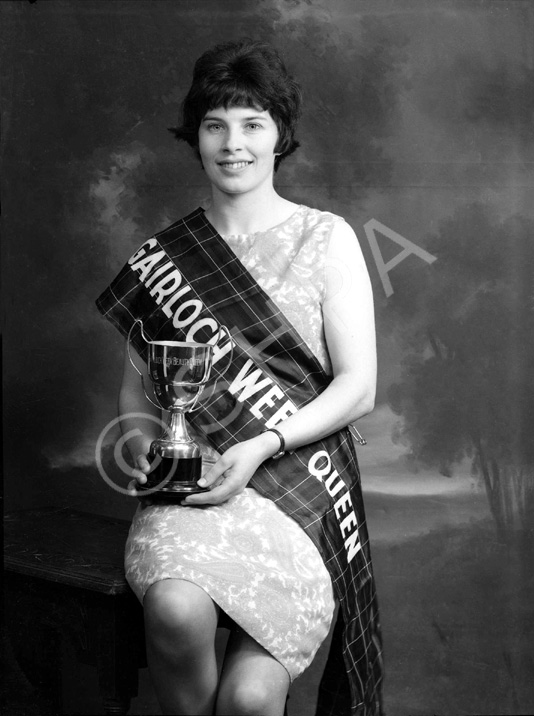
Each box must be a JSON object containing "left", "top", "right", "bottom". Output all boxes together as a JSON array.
[{"left": 125, "top": 205, "right": 344, "bottom": 681}]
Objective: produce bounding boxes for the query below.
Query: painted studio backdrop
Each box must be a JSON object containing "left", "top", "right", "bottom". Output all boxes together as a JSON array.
[{"left": 2, "top": 1, "right": 533, "bottom": 715}]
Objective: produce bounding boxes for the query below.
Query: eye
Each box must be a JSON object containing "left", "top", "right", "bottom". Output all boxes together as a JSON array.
[
  {"left": 246, "top": 122, "right": 261, "bottom": 131},
  {"left": 206, "top": 123, "right": 224, "bottom": 132}
]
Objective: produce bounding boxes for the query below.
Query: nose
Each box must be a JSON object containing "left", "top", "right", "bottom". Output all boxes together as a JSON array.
[{"left": 222, "top": 126, "right": 242, "bottom": 153}]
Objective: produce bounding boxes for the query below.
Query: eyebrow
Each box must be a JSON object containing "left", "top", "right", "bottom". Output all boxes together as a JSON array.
[{"left": 202, "top": 114, "right": 267, "bottom": 122}]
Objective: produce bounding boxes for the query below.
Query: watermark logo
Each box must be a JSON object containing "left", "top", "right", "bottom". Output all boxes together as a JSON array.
[
  {"left": 94, "top": 411, "right": 173, "bottom": 496},
  {"left": 363, "top": 219, "right": 437, "bottom": 297}
]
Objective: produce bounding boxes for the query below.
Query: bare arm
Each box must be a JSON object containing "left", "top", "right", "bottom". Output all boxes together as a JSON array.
[
  {"left": 185, "top": 220, "right": 376, "bottom": 505},
  {"left": 273, "top": 219, "right": 376, "bottom": 446}
]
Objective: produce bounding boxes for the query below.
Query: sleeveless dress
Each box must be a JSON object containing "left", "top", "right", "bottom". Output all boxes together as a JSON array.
[{"left": 125, "top": 205, "right": 344, "bottom": 681}]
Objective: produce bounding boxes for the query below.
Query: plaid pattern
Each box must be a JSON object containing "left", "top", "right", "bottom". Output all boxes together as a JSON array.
[{"left": 96, "top": 208, "right": 383, "bottom": 715}]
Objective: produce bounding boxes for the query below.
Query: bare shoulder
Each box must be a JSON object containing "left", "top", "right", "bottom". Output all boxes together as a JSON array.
[{"left": 326, "top": 218, "right": 367, "bottom": 273}]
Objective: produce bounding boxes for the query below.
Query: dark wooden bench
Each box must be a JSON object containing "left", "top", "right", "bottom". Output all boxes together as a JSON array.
[{"left": 4, "top": 508, "right": 146, "bottom": 715}]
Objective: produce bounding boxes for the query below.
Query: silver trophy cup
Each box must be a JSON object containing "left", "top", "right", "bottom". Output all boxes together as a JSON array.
[{"left": 127, "top": 320, "right": 231, "bottom": 501}]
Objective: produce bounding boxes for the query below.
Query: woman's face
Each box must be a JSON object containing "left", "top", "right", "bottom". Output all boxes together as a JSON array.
[{"left": 198, "top": 105, "right": 279, "bottom": 198}]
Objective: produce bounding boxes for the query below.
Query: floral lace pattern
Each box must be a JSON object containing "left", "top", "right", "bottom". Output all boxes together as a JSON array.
[
  {"left": 125, "top": 206, "right": 342, "bottom": 680},
  {"left": 126, "top": 489, "right": 335, "bottom": 681},
  {"left": 223, "top": 204, "right": 345, "bottom": 374}
]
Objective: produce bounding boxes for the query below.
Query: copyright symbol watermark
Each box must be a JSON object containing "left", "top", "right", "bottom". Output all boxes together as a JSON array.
[{"left": 95, "top": 412, "right": 174, "bottom": 496}]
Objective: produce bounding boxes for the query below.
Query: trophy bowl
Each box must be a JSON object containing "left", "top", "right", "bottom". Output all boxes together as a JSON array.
[{"left": 127, "top": 321, "right": 231, "bottom": 502}]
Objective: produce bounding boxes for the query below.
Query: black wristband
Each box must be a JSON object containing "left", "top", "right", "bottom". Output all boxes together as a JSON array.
[{"left": 261, "top": 428, "right": 286, "bottom": 460}]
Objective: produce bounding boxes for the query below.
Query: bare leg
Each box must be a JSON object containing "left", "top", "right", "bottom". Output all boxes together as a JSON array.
[
  {"left": 144, "top": 579, "right": 219, "bottom": 715},
  {"left": 216, "top": 629, "right": 290, "bottom": 716}
]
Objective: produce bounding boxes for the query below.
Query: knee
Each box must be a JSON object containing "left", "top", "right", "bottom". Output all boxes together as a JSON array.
[
  {"left": 144, "top": 580, "right": 216, "bottom": 651},
  {"left": 219, "top": 681, "right": 279, "bottom": 716}
]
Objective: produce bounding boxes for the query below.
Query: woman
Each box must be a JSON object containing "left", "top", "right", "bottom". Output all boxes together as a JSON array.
[{"left": 97, "top": 39, "right": 382, "bottom": 716}]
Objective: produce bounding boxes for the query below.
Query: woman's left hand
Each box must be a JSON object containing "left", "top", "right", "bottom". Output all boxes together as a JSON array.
[{"left": 182, "top": 433, "right": 279, "bottom": 506}]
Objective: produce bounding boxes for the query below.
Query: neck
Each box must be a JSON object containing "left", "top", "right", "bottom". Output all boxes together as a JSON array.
[{"left": 205, "top": 186, "right": 293, "bottom": 236}]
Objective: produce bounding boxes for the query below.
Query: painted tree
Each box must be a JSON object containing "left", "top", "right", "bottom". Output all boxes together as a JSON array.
[{"left": 386, "top": 203, "right": 534, "bottom": 540}]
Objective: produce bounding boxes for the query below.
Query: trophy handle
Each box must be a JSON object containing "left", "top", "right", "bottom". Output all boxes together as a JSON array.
[
  {"left": 188, "top": 324, "right": 233, "bottom": 412},
  {"left": 127, "top": 320, "right": 162, "bottom": 410}
]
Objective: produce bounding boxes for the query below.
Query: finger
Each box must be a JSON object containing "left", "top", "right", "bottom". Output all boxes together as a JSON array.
[
  {"left": 127, "top": 479, "right": 140, "bottom": 496},
  {"left": 183, "top": 481, "right": 235, "bottom": 506},
  {"left": 135, "top": 455, "right": 152, "bottom": 473},
  {"left": 128, "top": 478, "right": 155, "bottom": 505},
  {"left": 131, "top": 469, "right": 148, "bottom": 484},
  {"left": 197, "top": 459, "right": 228, "bottom": 489}
]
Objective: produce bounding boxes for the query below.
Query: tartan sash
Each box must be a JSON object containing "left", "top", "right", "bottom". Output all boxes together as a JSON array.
[{"left": 96, "top": 207, "right": 383, "bottom": 715}]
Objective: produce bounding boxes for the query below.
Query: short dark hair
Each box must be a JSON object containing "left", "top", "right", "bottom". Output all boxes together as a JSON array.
[{"left": 169, "top": 39, "right": 302, "bottom": 171}]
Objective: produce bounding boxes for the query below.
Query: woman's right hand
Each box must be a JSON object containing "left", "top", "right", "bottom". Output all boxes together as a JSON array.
[{"left": 127, "top": 454, "right": 153, "bottom": 496}]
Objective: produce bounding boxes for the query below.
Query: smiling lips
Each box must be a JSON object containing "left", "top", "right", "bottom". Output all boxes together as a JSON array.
[{"left": 218, "top": 161, "right": 253, "bottom": 169}]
